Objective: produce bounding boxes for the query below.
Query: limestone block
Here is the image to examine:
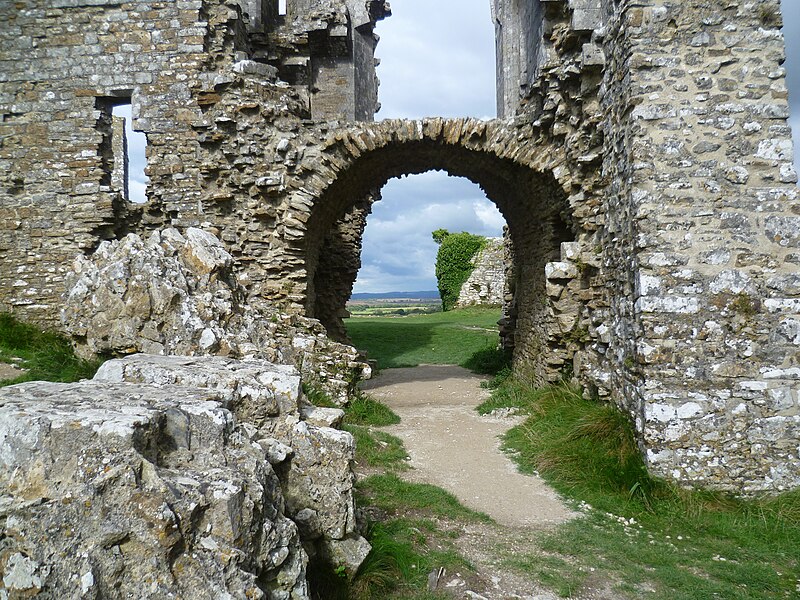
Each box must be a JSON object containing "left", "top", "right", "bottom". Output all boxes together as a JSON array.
[
  {"left": 267, "top": 418, "right": 358, "bottom": 542},
  {"left": 545, "top": 261, "right": 578, "bottom": 280},
  {"left": 94, "top": 354, "right": 303, "bottom": 423},
  {"left": 0, "top": 381, "right": 308, "bottom": 599},
  {"left": 90, "top": 353, "right": 366, "bottom": 567}
]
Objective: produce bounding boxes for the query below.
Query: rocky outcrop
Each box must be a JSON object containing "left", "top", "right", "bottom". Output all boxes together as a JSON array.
[
  {"left": 0, "top": 380, "right": 308, "bottom": 600},
  {"left": 62, "top": 228, "right": 370, "bottom": 404},
  {"left": 0, "top": 354, "right": 369, "bottom": 599}
]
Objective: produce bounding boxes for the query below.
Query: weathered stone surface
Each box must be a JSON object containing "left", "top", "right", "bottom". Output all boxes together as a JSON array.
[
  {"left": 63, "top": 228, "right": 370, "bottom": 404},
  {"left": 93, "top": 354, "right": 368, "bottom": 568},
  {"left": 0, "top": 381, "right": 308, "bottom": 599},
  {"left": 457, "top": 237, "right": 505, "bottom": 308},
  {"left": 94, "top": 354, "right": 303, "bottom": 425}
]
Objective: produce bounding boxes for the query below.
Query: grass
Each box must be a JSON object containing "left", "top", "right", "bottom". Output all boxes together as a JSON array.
[
  {"left": 338, "top": 475, "right": 489, "bottom": 599},
  {"left": 0, "top": 312, "right": 102, "bottom": 386},
  {"left": 358, "top": 474, "right": 492, "bottom": 523},
  {"left": 343, "top": 393, "right": 401, "bottom": 427},
  {"left": 482, "top": 378, "right": 800, "bottom": 599},
  {"left": 344, "top": 425, "right": 410, "bottom": 470},
  {"left": 345, "top": 307, "right": 501, "bottom": 370},
  {"left": 311, "top": 441, "right": 486, "bottom": 598}
]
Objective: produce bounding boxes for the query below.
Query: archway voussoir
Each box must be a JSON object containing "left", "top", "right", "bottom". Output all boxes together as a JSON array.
[{"left": 422, "top": 117, "right": 445, "bottom": 141}]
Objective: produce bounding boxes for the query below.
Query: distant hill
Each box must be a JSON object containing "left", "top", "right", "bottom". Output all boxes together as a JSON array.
[{"left": 350, "top": 291, "right": 439, "bottom": 300}]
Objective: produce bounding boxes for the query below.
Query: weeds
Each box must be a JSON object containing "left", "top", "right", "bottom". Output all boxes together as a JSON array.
[
  {"left": 0, "top": 313, "right": 102, "bottom": 386},
  {"left": 302, "top": 382, "right": 339, "bottom": 408}
]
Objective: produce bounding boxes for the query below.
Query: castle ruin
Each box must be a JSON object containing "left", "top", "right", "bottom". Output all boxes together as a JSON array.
[{"left": 1, "top": 0, "right": 799, "bottom": 494}]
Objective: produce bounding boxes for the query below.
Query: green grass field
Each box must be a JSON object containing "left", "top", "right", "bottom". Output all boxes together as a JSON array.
[{"left": 345, "top": 307, "right": 502, "bottom": 369}]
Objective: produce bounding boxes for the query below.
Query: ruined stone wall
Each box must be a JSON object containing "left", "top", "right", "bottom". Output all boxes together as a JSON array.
[
  {"left": 456, "top": 237, "right": 505, "bottom": 307},
  {"left": 0, "top": 0, "right": 387, "bottom": 326},
  {"left": 313, "top": 191, "right": 376, "bottom": 342},
  {"left": 0, "top": 0, "right": 250, "bottom": 325},
  {"left": 597, "top": 0, "right": 800, "bottom": 493},
  {"left": 493, "top": 0, "right": 800, "bottom": 492},
  {"left": 492, "top": 0, "right": 609, "bottom": 384}
]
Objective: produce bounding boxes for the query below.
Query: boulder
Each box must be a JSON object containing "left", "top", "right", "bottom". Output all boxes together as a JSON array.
[{"left": 93, "top": 355, "right": 369, "bottom": 571}]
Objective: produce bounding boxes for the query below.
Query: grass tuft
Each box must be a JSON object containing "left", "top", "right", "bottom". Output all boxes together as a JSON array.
[
  {"left": 0, "top": 313, "right": 102, "bottom": 386},
  {"left": 475, "top": 375, "right": 527, "bottom": 414},
  {"left": 344, "top": 425, "right": 410, "bottom": 470},
  {"left": 460, "top": 345, "right": 511, "bottom": 375},
  {"left": 357, "top": 474, "right": 492, "bottom": 523},
  {"left": 344, "top": 393, "right": 401, "bottom": 426}
]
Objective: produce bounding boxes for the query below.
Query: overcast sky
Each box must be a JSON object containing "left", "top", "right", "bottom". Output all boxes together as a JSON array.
[{"left": 122, "top": 1, "right": 800, "bottom": 294}]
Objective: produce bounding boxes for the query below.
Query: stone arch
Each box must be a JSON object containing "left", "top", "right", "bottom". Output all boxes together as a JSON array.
[{"left": 287, "top": 117, "right": 584, "bottom": 381}]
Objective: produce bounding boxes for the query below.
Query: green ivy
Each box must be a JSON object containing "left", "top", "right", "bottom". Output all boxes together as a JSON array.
[{"left": 433, "top": 230, "right": 486, "bottom": 312}]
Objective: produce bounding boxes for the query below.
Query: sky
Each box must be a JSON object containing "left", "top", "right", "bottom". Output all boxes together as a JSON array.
[
  {"left": 354, "top": 0, "right": 499, "bottom": 293},
  {"left": 121, "top": 1, "right": 800, "bottom": 293}
]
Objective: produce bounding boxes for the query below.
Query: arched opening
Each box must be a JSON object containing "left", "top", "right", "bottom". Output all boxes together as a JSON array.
[
  {"left": 302, "top": 137, "right": 575, "bottom": 382},
  {"left": 355, "top": 172, "right": 505, "bottom": 294}
]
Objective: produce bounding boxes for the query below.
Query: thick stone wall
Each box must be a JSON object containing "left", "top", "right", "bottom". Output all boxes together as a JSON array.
[
  {"left": 1, "top": 0, "right": 799, "bottom": 493},
  {"left": 598, "top": 0, "right": 800, "bottom": 493}
]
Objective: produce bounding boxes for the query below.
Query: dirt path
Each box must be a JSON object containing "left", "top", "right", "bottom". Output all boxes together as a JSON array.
[
  {"left": 361, "top": 365, "right": 587, "bottom": 600},
  {"left": 362, "top": 365, "right": 574, "bottom": 527}
]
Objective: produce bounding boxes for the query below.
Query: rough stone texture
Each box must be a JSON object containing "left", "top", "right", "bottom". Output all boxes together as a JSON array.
[
  {"left": 457, "top": 237, "right": 505, "bottom": 308},
  {"left": 93, "top": 354, "right": 368, "bottom": 573},
  {"left": 595, "top": 0, "right": 800, "bottom": 494},
  {"left": 62, "top": 227, "right": 370, "bottom": 404},
  {"left": 0, "top": 380, "right": 309, "bottom": 600},
  {"left": 1, "top": 0, "right": 799, "bottom": 494}
]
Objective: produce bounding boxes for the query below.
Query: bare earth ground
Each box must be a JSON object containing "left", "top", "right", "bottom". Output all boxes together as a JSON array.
[
  {"left": 362, "top": 365, "right": 615, "bottom": 600},
  {"left": 0, "top": 362, "right": 24, "bottom": 381}
]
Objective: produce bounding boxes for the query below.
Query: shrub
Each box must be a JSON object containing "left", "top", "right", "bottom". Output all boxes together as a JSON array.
[{"left": 433, "top": 232, "right": 486, "bottom": 311}]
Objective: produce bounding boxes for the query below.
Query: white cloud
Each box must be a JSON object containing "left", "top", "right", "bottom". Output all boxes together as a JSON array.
[
  {"left": 375, "top": 0, "right": 496, "bottom": 119},
  {"left": 473, "top": 199, "right": 505, "bottom": 233},
  {"left": 356, "top": 0, "right": 499, "bottom": 292},
  {"left": 354, "top": 172, "right": 505, "bottom": 293}
]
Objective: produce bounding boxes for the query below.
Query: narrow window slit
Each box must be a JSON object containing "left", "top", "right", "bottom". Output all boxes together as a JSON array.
[{"left": 96, "top": 95, "right": 149, "bottom": 204}]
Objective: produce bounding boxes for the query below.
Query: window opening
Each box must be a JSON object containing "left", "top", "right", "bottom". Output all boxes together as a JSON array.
[
  {"left": 112, "top": 103, "right": 148, "bottom": 203},
  {"left": 278, "top": 0, "right": 287, "bottom": 16}
]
